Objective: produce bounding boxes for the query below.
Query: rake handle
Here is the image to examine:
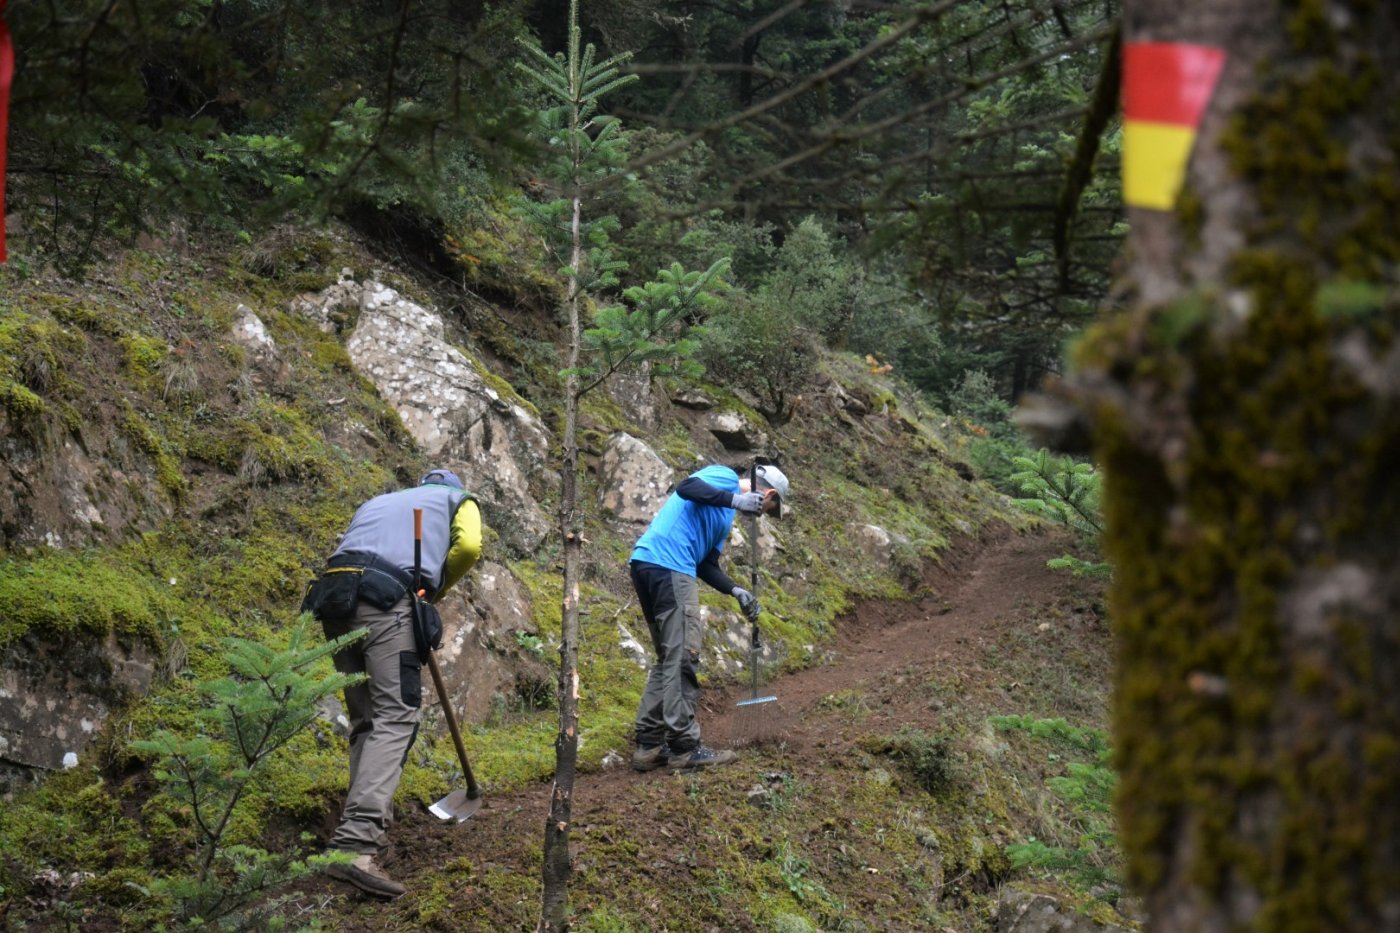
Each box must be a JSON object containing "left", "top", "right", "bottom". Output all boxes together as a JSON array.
[{"left": 748, "top": 463, "right": 762, "bottom": 697}]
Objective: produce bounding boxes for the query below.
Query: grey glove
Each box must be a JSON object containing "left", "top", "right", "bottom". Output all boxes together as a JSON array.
[
  {"left": 732, "top": 586, "right": 762, "bottom": 621},
  {"left": 731, "top": 491, "right": 765, "bottom": 514}
]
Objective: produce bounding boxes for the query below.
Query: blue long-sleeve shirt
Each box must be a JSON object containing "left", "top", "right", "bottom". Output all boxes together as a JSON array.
[{"left": 630, "top": 464, "right": 742, "bottom": 593}]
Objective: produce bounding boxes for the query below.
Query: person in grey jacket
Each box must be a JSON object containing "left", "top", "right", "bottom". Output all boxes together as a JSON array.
[{"left": 308, "top": 469, "right": 481, "bottom": 898}]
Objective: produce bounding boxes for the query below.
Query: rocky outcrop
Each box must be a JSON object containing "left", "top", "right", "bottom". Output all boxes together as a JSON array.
[
  {"left": 996, "top": 888, "right": 1130, "bottom": 932},
  {"left": 670, "top": 388, "right": 715, "bottom": 410},
  {"left": 852, "top": 522, "right": 910, "bottom": 571},
  {"left": 0, "top": 432, "right": 167, "bottom": 552},
  {"left": 434, "top": 560, "right": 546, "bottom": 724},
  {"left": 327, "top": 279, "right": 555, "bottom": 554},
  {"left": 608, "top": 363, "right": 663, "bottom": 433},
  {"left": 728, "top": 513, "right": 781, "bottom": 566},
  {"left": 713, "top": 604, "right": 784, "bottom": 678},
  {"left": 230, "top": 304, "right": 278, "bottom": 365},
  {"left": 810, "top": 372, "right": 869, "bottom": 418},
  {"left": 289, "top": 268, "right": 362, "bottom": 333},
  {"left": 598, "top": 433, "right": 673, "bottom": 523}
]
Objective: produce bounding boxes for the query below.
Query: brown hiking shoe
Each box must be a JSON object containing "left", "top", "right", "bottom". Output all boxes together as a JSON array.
[
  {"left": 631, "top": 744, "right": 669, "bottom": 772},
  {"left": 326, "top": 853, "right": 406, "bottom": 899},
  {"left": 666, "top": 745, "right": 737, "bottom": 771}
]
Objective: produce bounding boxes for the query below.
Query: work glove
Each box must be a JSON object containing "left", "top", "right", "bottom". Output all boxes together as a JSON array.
[
  {"left": 731, "top": 491, "right": 765, "bottom": 514},
  {"left": 732, "top": 586, "right": 762, "bottom": 622}
]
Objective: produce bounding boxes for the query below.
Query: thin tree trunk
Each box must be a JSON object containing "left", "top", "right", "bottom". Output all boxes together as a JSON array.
[
  {"left": 1062, "top": 0, "right": 1400, "bottom": 928},
  {"left": 540, "top": 102, "right": 586, "bottom": 933}
]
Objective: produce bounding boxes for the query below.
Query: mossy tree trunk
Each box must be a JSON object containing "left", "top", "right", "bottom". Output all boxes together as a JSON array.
[{"left": 1067, "top": 0, "right": 1400, "bottom": 929}]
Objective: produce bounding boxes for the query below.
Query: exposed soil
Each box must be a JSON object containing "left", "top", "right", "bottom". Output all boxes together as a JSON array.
[{"left": 308, "top": 525, "right": 1111, "bottom": 932}]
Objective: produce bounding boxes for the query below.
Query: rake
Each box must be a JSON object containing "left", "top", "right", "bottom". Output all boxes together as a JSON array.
[{"left": 730, "top": 463, "right": 784, "bottom": 747}]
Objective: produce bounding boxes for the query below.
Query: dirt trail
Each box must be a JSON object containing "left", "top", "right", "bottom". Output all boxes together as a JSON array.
[{"left": 319, "top": 526, "right": 1108, "bottom": 931}]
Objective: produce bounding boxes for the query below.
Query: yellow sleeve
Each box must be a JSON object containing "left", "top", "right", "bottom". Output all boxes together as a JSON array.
[{"left": 436, "top": 498, "right": 482, "bottom": 599}]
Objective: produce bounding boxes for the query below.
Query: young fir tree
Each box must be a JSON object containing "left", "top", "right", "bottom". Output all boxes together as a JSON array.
[
  {"left": 1010, "top": 449, "right": 1109, "bottom": 576},
  {"left": 514, "top": 4, "right": 727, "bottom": 928},
  {"left": 130, "top": 617, "right": 365, "bottom": 926}
]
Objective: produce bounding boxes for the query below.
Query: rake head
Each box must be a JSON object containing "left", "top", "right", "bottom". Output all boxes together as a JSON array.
[{"left": 728, "top": 694, "right": 792, "bottom": 749}]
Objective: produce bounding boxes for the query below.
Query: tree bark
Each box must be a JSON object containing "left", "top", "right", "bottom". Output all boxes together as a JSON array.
[
  {"left": 1065, "top": 1, "right": 1400, "bottom": 929},
  {"left": 540, "top": 94, "right": 587, "bottom": 933}
]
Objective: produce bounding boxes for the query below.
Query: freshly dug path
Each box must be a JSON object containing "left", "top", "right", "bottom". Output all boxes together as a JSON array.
[{"left": 317, "top": 526, "right": 1109, "bottom": 931}]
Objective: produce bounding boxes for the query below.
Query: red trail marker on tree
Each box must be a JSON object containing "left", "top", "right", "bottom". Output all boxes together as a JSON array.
[{"left": 1122, "top": 42, "right": 1226, "bottom": 211}]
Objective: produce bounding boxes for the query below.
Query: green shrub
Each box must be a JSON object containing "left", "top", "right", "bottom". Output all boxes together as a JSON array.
[{"left": 1009, "top": 450, "right": 1109, "bottom": 576}]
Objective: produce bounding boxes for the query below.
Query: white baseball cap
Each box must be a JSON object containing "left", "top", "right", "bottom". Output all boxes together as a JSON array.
[{"left": 755, "top": 464, "right": 790, "bottom": 517}]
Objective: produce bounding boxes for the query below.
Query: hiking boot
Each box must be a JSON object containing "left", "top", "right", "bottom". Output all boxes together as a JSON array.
[
  {"left": 325, "top": 852, "right": 406, "bottom": 899},
  {"left": 666, "top": 745, "right": 737, "bottom": 771},
  {"left": 631, "top": 744, "right": 669, "bottom": 772}
]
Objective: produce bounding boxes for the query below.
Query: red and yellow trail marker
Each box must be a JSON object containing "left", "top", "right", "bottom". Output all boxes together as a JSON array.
[{"left": 1122, "top": 42, "right": 1226, "bottom": 211}]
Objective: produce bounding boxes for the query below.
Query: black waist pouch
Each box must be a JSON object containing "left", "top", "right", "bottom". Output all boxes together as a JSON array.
[
  {"left": 410, "top": 596, "right": 444, "bottom": 663},
  {"left": 358, "top": 561, "right": 410, "bottom": 611},
  {"left": 300, "top": 567, "right": 363, "bottom": 623},
  {"left": 300, "top": 551, "right": 411, "bottom": 623}
]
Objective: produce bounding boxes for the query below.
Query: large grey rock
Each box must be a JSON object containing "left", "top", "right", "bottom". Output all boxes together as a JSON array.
[
  {"left": 462, "top": 560, "right": 536, "bottom": 641},
  {"left": 430, "top": 561, "right": 546, "bottom": 725},
  {"left": 706, "top": 411, "right": 768, "bottom": 451},
  {"left": 616, "top": 621, "right": 649, "bottom": 668},
  {"left": 851, "top": 523, "right": 909, "bottom": 570},
  {"left": 1, "top": 429, "right": 168, "bottom": 552},
  {"left": 340, "top": 281, "right": 553, "bottom": 553},
  {"left": 670, "top": 388, "right": 715, "bottom": 411},
  {"left": 727, "top": 514, "right": 781, "bottom": 565},
  {"left": 608, "top": 363, "right": 662, "bottom": 433},
  {"left": 230, "top": 304, "right": 278, "bottom": 363},
  {"left": 712, "top": 605, "right": 784, "bottom": 678},
  {"left": 598, "top": 433, "right": 673, "bottom": 524},
  {"left": 289, "top": 268, "right": 360, "bottom": 333}
]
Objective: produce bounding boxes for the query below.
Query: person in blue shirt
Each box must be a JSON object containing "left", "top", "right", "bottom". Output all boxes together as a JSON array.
[{"left": 630, "top": 462, "right": 790, "bottom": 771}]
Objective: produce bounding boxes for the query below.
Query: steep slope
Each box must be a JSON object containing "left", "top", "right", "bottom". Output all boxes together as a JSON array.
[{"left": 0, "top": 226, "right": 1121, "bottom": 930}]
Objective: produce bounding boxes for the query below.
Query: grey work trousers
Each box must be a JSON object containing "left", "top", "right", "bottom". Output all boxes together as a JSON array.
[
  {"left": 323, "top": 594, "right": 421, "bottom": 854},
  {"left": 631, "top": 562, "right": 704, "bottom": 753}
]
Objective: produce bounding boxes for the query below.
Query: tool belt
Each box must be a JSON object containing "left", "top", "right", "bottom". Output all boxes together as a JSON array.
[{"left": 300, "top": 550, "right": 415, "bottom": 623}]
